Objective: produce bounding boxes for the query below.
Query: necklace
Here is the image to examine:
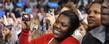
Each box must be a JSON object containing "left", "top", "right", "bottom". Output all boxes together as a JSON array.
[{"left": 48, "top": 38, "right": 54, "bottom": 44}]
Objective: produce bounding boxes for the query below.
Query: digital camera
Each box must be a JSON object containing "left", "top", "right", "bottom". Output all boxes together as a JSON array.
[{"left": 22, "top": 14, "right": 31, "bottom": 21}]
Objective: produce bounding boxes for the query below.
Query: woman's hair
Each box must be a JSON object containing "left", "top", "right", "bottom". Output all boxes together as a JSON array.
[
  {"left": 3, "top": 27, "right": 11, "bottom": 42},
  {"left": 86, "top": 1, "right": 103, "bottom": 14},
  {"left": 59, "top": 10, "right": 80, "bottom": 34}
]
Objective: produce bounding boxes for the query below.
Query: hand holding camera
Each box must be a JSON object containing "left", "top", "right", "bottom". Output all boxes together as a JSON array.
[{"left": 21, "top": 14, "right": 31, "bottom": 30}]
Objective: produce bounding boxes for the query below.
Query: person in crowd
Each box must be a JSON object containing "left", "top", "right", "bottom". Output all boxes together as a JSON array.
[
  {"left": 58, "top": 2, "right": 87, "bottom": 40},
  {"left": 101, "top": 0, "right": 109, "bottom": 43},
  {"left": 29, "top": 15, "right": 43, "bottom": 41},
  {"left": 3, "top": 12, "right": 19, "bottom": 44},
  {"left": 37, "top": 5, "right": 48, "bottom": 34},
  {"left": 4, "top": 0, "right": 14, "bottom": 12},
  {"left": 81, "top": 1, "right": 105, "bottom": 44},
  {"left": 19, "top": 10, "right": 80, "bottom": 44},
  {"left": 3, "top": 12, "right": 16, "bottom": 26},
  {"left": 2, "top": 25, "right": 13, "bottom": 44}
]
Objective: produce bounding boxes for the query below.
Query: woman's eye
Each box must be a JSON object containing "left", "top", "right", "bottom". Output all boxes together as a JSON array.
[
  {"left": 61, "top": 23, "right": 68, "bottom": 27},
  {"left": 94, "top": 11, "right": 100, "bottom": 14}
]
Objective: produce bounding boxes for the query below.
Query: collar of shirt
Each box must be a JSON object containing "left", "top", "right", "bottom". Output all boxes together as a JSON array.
[{"left": 89, "top": 25, "right": 105, "bottom": 44}]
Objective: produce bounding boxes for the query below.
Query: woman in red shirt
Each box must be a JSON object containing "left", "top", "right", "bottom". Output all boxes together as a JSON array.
[{"left": 19, "top": 10, "right": 80, "bottom": 44}]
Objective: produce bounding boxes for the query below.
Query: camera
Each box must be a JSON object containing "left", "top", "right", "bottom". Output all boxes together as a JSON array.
[{"left": 22, "top": 14, "right": 31, "bottom": 21}]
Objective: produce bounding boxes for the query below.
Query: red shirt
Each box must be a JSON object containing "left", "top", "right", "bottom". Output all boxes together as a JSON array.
[{"left": 19, "top": 29, "right": 80, "bottom": 44}]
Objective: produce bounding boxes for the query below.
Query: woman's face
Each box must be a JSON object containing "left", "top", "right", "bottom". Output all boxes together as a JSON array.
[
  {"left": 53, "top": 14, "right": 70, "bottom": 39},
  {"left": 87, "top": 3, "right": 101, "bottom": 29},
  {"left": 2, "top": 27, "right": 10, "bottom": 36}
]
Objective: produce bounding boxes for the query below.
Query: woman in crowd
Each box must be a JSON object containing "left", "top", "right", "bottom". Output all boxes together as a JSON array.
[
  {"left": 19, "top": 10, "right": 80, "bottom": 44},
  {"left": 81, "top": 1, "right": 105, "bottom": 44},
  {"left": 59, "top": 2, "right": 87, "bottom": 40},
  {"left": 29, "top": 15, "right": 43, "bottom": 41},
  {"left": 2, "top": 25, "right": 12, "bottom": 44}
]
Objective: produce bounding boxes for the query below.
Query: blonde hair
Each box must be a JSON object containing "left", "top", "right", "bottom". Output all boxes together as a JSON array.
[
  {"left": 3, "top": 27, "right": 11, "bottom": 43},
  {"left": 29, "top": 15, "right": 43, "bottom": 41}
]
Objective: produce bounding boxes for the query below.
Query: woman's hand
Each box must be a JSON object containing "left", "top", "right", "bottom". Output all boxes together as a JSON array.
[{"left": 21, "top": 21, "right": 31, "bottom": 30}]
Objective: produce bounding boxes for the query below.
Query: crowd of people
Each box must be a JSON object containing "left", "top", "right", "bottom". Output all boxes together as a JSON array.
[{"left": 0, "top": 0, "right": 108, "bottom": 44}]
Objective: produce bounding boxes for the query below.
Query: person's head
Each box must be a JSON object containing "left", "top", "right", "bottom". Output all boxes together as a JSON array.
[
  {"left": 2, "top": 26, "right": 12, "bottom": 41},
  {"left": 101, "top": 0, "right": 109, "bottom": 26},
  {"left": 2, "top": 25, "right": 12, "bottom": 36},
  {"left": 2, "top": 27, "right": 10, "bottom": 36},
  {"left": 87, "top": 2, "right": 102, "bottom": 30},
  {"left": 53, "top": 10, "right": 80, "bottom": 40},
  {"left": 60, "top": 2, "right": 76, "bottom": 12}
]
